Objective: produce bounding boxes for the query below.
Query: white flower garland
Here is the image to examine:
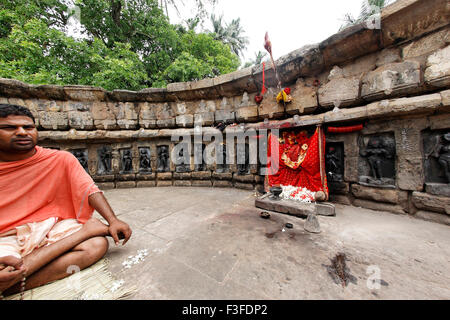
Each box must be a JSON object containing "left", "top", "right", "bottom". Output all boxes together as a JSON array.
[{"left": 279, "top": 185, "right": 316, "bottom": 203}]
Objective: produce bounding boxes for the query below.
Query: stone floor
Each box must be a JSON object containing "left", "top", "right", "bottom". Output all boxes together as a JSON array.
[{"left": 96, "top": 187, "right": 450, "bottom": 300}]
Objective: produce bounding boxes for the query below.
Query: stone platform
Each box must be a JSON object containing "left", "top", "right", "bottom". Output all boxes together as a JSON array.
[{"left": 254, "top": 194, "right": 336, "bottom": 218}]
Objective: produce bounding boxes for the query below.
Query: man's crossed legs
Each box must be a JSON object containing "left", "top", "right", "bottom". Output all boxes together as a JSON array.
[{"left": 0, "top": 218, "right": 110, "bottom": 297}]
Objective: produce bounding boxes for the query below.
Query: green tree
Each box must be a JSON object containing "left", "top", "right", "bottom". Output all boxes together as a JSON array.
[
  {"left": 243, "top": 51, "right": 268, "bottom": 68},
  {"left": 340, "top": 0, "right": 393, "bottom": 30},
  {"left": 0, "top": 0, "right": 240, "bottom": 90},
  {"left": 156, "top": 31, "right": 239, "bottom": 85},
  {"left": 210, "top": 13, "right": 248, "bottom": 57}
]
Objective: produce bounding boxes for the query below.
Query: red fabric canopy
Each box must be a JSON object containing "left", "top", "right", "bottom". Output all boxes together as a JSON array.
[{"left": 267, "top": 127, "right": 328, "bottom": 198}]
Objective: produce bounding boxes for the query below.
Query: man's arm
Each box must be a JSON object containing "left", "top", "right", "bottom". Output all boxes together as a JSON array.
[{"left": 88, "top": 192, "right": 132, "bottom": 246}]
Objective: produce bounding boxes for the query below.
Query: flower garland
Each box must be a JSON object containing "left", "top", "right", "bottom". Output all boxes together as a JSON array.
[{"left": 280, "top": 185, "right": 316, "bottom": 203}]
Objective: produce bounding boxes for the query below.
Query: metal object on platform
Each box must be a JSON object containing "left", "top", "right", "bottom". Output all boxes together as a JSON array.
[
  {"left": 304, "top": 211, "right": 321, "bottom": 234},
  {"left": 260, "top": 211, "right": 271, "bottom": 219},
  {"left": 269, "top": 186, "right": 283, "bottom": 200}
]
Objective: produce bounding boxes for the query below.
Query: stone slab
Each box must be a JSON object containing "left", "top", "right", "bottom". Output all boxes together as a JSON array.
[
  {"left": 425, "top": 183, "right": 450, "bottom": 197},
  {"left": 255, "top": 195, "right": 335, "bottom": 218}
]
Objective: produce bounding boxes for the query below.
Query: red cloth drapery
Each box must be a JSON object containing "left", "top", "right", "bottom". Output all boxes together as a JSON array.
[{"left": 267, "top": 127, "right": 328, "bottom": 198}]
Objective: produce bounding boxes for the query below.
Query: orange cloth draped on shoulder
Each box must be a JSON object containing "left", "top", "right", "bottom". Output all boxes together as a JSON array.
[{"left": 0, "top": 146, "right": 101, "bottom": 234}]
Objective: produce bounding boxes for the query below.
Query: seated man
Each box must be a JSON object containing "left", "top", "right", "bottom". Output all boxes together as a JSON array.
[{"left": 0, "top": 104, "right": 132, "bottom": 297}]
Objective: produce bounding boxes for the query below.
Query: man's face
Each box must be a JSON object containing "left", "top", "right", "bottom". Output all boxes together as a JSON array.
[{"left": 0, "top": 115, "right": 38, "bottom": 153}]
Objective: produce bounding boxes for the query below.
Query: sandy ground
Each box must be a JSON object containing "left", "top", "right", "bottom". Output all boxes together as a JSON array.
[{"left": 97, "top": 187, "right": 450, "bottom": 300}]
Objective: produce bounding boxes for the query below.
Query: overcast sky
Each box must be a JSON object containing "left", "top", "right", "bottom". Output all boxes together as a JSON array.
[{"left": 169, "top": 0, "right": 366, "bottom": 63}]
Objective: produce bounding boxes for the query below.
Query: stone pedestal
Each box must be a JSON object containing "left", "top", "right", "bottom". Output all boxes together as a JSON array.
[{"left": 254, "top": 194, "right": 335, "bottom": 218}]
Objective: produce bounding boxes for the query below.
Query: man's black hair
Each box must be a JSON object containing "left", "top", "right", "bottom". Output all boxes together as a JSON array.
[{"left": 0, "top": 104, "right": 35, "bottom": 123}]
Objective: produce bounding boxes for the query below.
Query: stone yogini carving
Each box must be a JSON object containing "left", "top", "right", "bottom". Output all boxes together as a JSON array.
[
  {"left": 73, "top": 149, "right": 88, "bottom": 172},
  {"left": 121, "top": 149, "right": 133, "bottom": 173},
  {"left": 425, "top": 132, "right": 450, "bottom": 184},
  {"left": 175, "top": 144, "right": 191, "bottom": 173},
  {"left": 326, "top": 145, "right": 343, "bottom": 182},
  {"left": 97, "top": 146, "right": 112, "bottom": 174},
  {"left": 139, "top": 148, "right": 152, "bottom": 173},
  {"left": 157, "top": 145, "right": 170, "bottom": 173},
  {"left": 359, "top": 136, "right": 396, "bottom": 187},
  {"left": 237, "top": 143, "right": 250, "bottom": 175},
  {"left": 216, "top": 143, "right": 228, "bottom": 173},
  {"left": 194, "top": 144, "right": 206, "bottom": 172}
]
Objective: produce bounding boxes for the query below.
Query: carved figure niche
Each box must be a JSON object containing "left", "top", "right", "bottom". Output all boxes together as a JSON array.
[
  {"left": 358, "top": 134, "right": 396, "bottom": 188},
  {"left": 237, "top": 143, "right": 250, "bottom": 175},
  {"left": 157, "top": 145, "right": 170, "bottom": 173},
  {"left": 194, "top": 143, "right": 206, "bottom": 172},
  {"left": 120, "top": 149, "right": 133, "bottom": 174},
  {"left": 325, "top": 142, "right": 346, "bottom": 193},
  {"left": 423, "top": 130, "right": 450, "bottom": 196},
  {"left": 175, "top": 143, "right": 191, "bottom": 173},
  {"left": 216, "top": 143, "right": 229, "bottom": 173},
  {"left": 97, "top": 146, "right": 112, "bottom": 175},
  {"left": 72, "top": 149, "right": 89, "bottom": 172},
  {"left": 139, "top": 148, "right": 152, "bottom": 173}
]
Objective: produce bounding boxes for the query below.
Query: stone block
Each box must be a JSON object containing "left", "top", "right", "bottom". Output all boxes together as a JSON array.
[
  {"left": 429, "top": 113, "right": 450, "bottom": 130},
  {"left": 94, "top": 119, "right": 117, "bottom": 130},
  {"left": 412, "top": 192, "right": 450, "bottom": 214},
  {"left": 139, "top": 102, "right": 157, "bottom": 120},
  {"left": 96, "top": 182, "right": 115, "bottom": 190},
  {"left": 213, "top": 180, "right": 233, "bottom": 188},
  {"left": 63, "top": 85, "right": 106, "bottom": 101},
  {"left": 92, "top": 102, "right": 115, "bottom": 121},
  {"left": 38, "top": 111, "right": 69, "bottom": 130},
  {"left": 213, "top": 172, "right": 233, "bottom": 180},
  {"left": 236, "top": 106, "right": 259, "bottom": 122},
  {"left": 352, "top": 184, "right": 408, "bottom": 205},
  {"left": 353, "top": 199, "right": 406, "bottom": 215},
  {"left": 191, "top": 171, "right": 212, "bottom": 180},
  {"left": 329, "top": 194, "right": 353, "bottom": 206},
  {"left": 235, "top": 182, "right": 254, "bottom": 190},
  {"left": 381, "top": 0, "right": 449, "bottom": 47},
  {"left": 157, "top": 180, "right": 173, "bottom": 187},
  {"left": 233, "top": 174, "right": 255, "bottom": 183},
  {"left": 215, "top": 110, "right": 235, "bottom": 123},
  {"left": 173, "top": 172, "right": 192, "bottom": 180},
  {"left": 136, "top": 173, "right": 156, "bottom": 181},
  {"left": 361, "top": 61, "right": 421, "bottom": 100},
  {"left": 425, "top": 183, "right": 450, "bottom": 197},
  {"left": 286, "top": 79, "right": 318, "bottom": 115},
  {"left": 397, "top": 157, "right": 424, "bottom": 191},
  {"left": 137, "top": 180, "right": 156, "bottom": 188},
  {"left": 255, "top": 194, "right": 314, "bottom": 218},
  {"left": 318, "top": 69, "right": 361, "bottom": 108},
  {"left": 195, "top": 100, "right": 216, "bottom": 113},
  {"left": 402, "top": 28, "right": 449, "bottom": 60},
  {"left": 68, "top": 111, "right": 94, "bottom": 130},
  {"left": 414, "top": 210, "right": 450, "bottom": 226},
  {"left": 116, "top": 181, "right": 136, "bottom": 189},
  {"left": 174, "top": 180, "right": 192, "bottom": 187},
  {"left": 156, "top": 118, "right": 176, "bottom": 128},
  {"left": 192, "top": 180, "right": 213, "bottom": 187},
  {"left": 194, "top": 112, "right": 215, "bottom": 126},
  {"left": 375, "top": 48, "right": 401, "bottom": 67},
  {"left": 117, "top": 174, "right": 136, "bottom": 181},
  {"left": 425, "top": 45, "right": 450, "bottom": 88},
  {"left": 258, "top": 88, "right": 285, "bottom": 119},
  {"left": 441, "top": 89, "right": 450, "bottom": 106},
  {"left": 176, "top": 114, "right": 194, "bottom": 128},
  {"left": 157, "top": 172, "right": 173, "bottom": 181}
]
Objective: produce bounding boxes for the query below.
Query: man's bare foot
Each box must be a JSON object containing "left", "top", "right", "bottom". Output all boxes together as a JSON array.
[
  {"left": 0, "top": 261, "right": 26, "bottom": 295},
  {"left": 81, "top": 218, "right": 110, "bottom": 238}
]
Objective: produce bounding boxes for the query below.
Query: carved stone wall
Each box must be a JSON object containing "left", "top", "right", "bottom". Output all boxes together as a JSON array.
[{"left": 1, "top": 0, "right": 449, "bottom": 225}]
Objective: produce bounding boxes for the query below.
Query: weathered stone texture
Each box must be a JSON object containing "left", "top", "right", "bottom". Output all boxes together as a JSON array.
[
  {"left": 424, "top": 45, "right": 450, "bottom": 87},
  {"left": 318, "top": 66, "right": 361, "bottom": 107},
  {"left": 353, "top": 199, "right": 406, "bottom": 215},
  {"left": 402, "top": 27, "right": 450, "bottom": 60},
  {"left": 258, "top": 88, "right": 285, "bottom": 119},
  {"left": 361, "top": 61, "right": 421, "bottom": 100},
  {"left": 285, "top": 79, "right": 318, "bottom": 115},
  {"left": 414, "top": 210, "right": 450, "bottom": 226},
  {"left": 412, "top": 192, "right": 450, "bottom": 214},
  {"left": 352, "top": 184, "right": 408, "bottom": 205}
]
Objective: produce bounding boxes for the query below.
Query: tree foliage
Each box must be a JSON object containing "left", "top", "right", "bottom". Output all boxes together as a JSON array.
[
  {"left": 0, "top": 0, "right": 242, "bottom": 91},
  {"left": 340, "top": 0, "right": 393, "bottom": 30}
]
